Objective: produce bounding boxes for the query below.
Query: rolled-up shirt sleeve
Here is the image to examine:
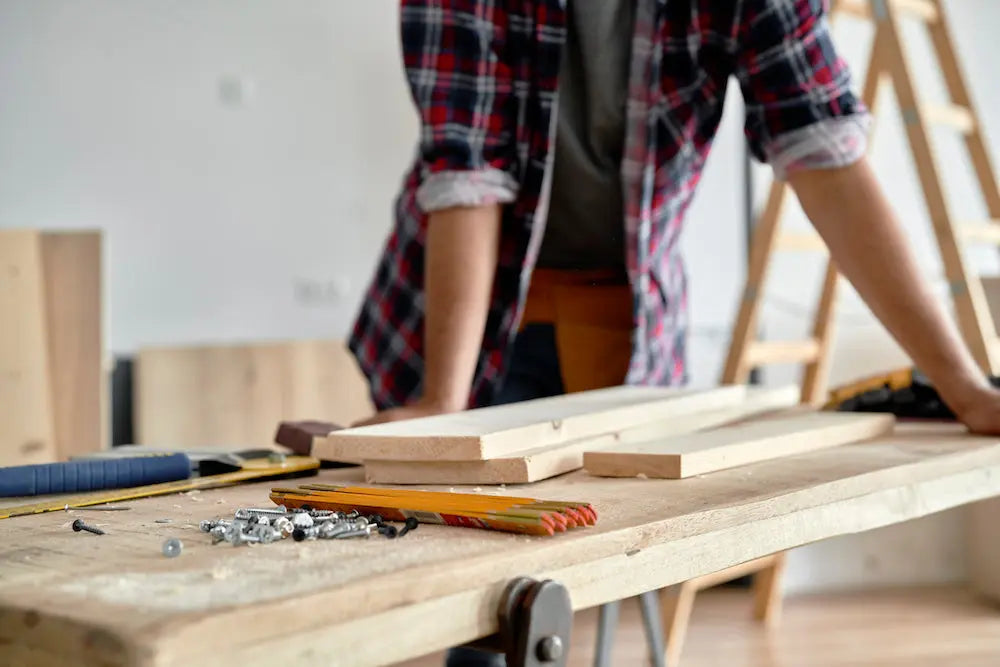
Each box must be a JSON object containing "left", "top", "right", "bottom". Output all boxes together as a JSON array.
[
  {"left": 416, "top": 167, "right": 519, "bottom": 212},
  {"left": 734, "top": 0, "right": 871, "bottom": 181},
  {"left": 401, "top": 0, "right": 521, "bottom": 212},
  {"left": 764, "top": 113, "right": 872, "bottom": 180}
]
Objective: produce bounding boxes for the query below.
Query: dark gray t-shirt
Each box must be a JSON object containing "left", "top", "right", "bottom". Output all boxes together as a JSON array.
[{"left": 538, "top": 0, "right": 635, "bottom": 271}]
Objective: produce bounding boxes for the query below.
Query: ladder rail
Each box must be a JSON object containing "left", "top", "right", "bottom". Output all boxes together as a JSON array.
[
  {"left": 923, "top": 0, "right": 1000, "bottom": 218},
  {"left": 877, "top": 0, "right": 1000, "bottom": 373}
]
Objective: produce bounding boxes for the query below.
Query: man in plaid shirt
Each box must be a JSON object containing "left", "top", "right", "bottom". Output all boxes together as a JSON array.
[
  {"left": 349, "top": 2, "right": 1000, "bottom": 662},
  {"left": 349, "top": 0, "right": 1000, "bottom": 441}
]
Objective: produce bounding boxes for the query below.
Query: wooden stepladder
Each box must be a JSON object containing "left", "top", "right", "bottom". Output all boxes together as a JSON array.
[{"left": 661, "top": 0, "right": 1000, "bottom": 664}]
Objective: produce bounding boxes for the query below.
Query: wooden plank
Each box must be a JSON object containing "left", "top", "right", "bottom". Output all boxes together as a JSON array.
[
  {"left": 1, "top": 425, "right": 1000, "bottom": 666},
  {"left": 837, "top": 0, "right": 939, "bottom": 22},
  {"left": 774, "top": 231, "right": 827, "bottom": 252},
  {"left": 316, "top": 385, "right": 749, "bottom": 463},
  {"left": 745, "top": 339, "right": 820, "bottom": 366},
  {"left": 39, "top": 231, "right": 105, "bottom": 459},
  {"left": 0, "top": 230, "right": 57, "bottom": 466},
  {"left": 363, "top": 386, "right": 800, "bottom": 484},
  {"left": 959, "top": 223, "right": 1000, "bottom": 244},
  {"left": 134, "top": 340, "right": 373, "bottom": 448},
  {"left": 583, "top": 412, "right": 895, "bottom": 479},
  {"left": 923, "top": 103, "right": 975, "bottom": 134}
]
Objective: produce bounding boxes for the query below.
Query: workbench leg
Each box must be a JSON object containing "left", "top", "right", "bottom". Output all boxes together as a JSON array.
[
  {"left": 593, "top": 601, "right": 620, "bottom": 667},
  {"left": 637, "top": 591, "right": 666, "bottom": 667},
  {"left": 659, "top": 582, "right": 696, "bottom": 667},
  {"left": 752, "top": 551, "right": 787, "bottom": 626}
]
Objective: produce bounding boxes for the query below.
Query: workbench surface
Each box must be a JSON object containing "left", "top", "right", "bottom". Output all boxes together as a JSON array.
[{"left": 2, "top": 423, "right": 999, "bottom": 666}]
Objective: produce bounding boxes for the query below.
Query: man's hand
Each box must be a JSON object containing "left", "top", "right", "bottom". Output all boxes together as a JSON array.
[
  {"left": 943, "top": 386, "right": 1000, "bottom": 436},
  {"left": 789, "top": 156, "right": 1000, "bottom": 434},
  {"left": 352, "top": 397, "right": 460, "bottom": 427}
]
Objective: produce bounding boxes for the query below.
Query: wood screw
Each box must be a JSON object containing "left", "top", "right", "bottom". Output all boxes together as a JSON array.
[
  {"left": 397, "top": 518, "right": 419, "bottom": 538},
  {"left": 333, "top": 528, "right": 370, "bottom": 539},
  {"left": 71, "top": 519, "right": 105, "bottom": 535}
]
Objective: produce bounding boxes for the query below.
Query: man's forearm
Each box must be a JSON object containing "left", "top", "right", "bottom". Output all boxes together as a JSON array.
[
  {"left": 421, "top": 203, "right": 501, "bottom": 411},
  {"left": 789, "top": 157, "right": 990, "bottom": 412}
]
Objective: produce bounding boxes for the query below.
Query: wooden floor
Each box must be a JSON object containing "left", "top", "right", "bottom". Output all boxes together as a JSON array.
[{"left": 400, "top": 586, "right": 1000, "bottom": 666}]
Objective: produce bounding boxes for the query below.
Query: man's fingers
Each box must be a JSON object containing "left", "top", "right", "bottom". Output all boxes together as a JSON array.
[{"left": 352, "top": 409, "right": 402, "bottom": 427}]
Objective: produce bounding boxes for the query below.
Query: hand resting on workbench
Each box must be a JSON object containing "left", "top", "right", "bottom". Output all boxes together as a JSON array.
[{"left": 789, "top": 156, "right": 1000, "bottom": 435}]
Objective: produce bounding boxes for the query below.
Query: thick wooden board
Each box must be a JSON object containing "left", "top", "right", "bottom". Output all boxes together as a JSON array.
[
  {"left": 363, "top": 386, "right": 800, "bottom": 485},
  {"left": 316, "top": 385, "right": 749, "bottom": 462},
  {"left": 40, "top": 231, "right": 106, "bottom": 459},
  {"left": 583, "top": 412, "right": 895, "bottom": 479},
  {"left": 1, "top": 424, "right": 1000, "bottom": 666},
  {"left": 134, "top": 340, "right": 373, "bottom": 449},
  {"left": 0, "top": 230, "right": 57, "bottom": 466}
]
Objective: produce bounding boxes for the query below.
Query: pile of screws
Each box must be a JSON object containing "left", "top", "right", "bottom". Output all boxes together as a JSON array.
[{"left": 200, "top": 506, "right": 414, "bottom": 546}]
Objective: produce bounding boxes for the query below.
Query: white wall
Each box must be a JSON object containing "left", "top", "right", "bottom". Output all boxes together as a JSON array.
[
  {"left": 1, "top": 1, "right": 998, "bottom": 593},
  {"left": 0, "top": 0, "right": 748, "bottom": 362},
  {"left": 0, "top": 1, "right": 417, "bottom": 350}
]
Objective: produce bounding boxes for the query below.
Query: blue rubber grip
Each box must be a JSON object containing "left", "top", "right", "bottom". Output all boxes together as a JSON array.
[{"left": 0, "top": 453, "right": 192, "bottom": 497}]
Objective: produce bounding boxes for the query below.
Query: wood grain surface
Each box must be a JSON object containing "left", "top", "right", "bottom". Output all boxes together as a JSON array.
[
  {"left": 1, "top": 423, "right": 999, "bottom": 666},
  {"left": 316, "top": 385, "right": 748, "bottom": 462},
  {"left": 363, "top": 386, "right": 799, "bottom": 484},
  {"left": 135, "top": 339, "right": 373, "bottom": 449},
  {"left": 583, "top": 412, "right": 895, "bottom": 479},
  {"left": 0, "top": 230, "right": 56, "bottom": 465},
  {"left": 40, "top": 230, "right": 106, "bottom": 458}
]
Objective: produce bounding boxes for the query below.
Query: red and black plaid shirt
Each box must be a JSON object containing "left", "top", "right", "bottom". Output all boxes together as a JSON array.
[{"left": 350, "top": 0, "right": 869, "bottom": 410}]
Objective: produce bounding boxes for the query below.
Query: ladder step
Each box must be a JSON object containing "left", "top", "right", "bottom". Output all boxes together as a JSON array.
[
  {"left": 775, "top": 231, "right": 827, "bottom": 252},
  {"left": 961, "top": 223, "right": 1000, "bottom": 244},
  {"left": 923, "top": 104, "right": 975, "bottom": 134},
  {"left": 838, "top": 0, "right": 939, "bottom": 22},
  {"left": 746, "top": 340, "right": 821, "bottom": 366}
]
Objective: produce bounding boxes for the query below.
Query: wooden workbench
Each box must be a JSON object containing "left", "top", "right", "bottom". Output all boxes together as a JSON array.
[{"left": 2, "top": 422, "right": 999, "bottom": 666}]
